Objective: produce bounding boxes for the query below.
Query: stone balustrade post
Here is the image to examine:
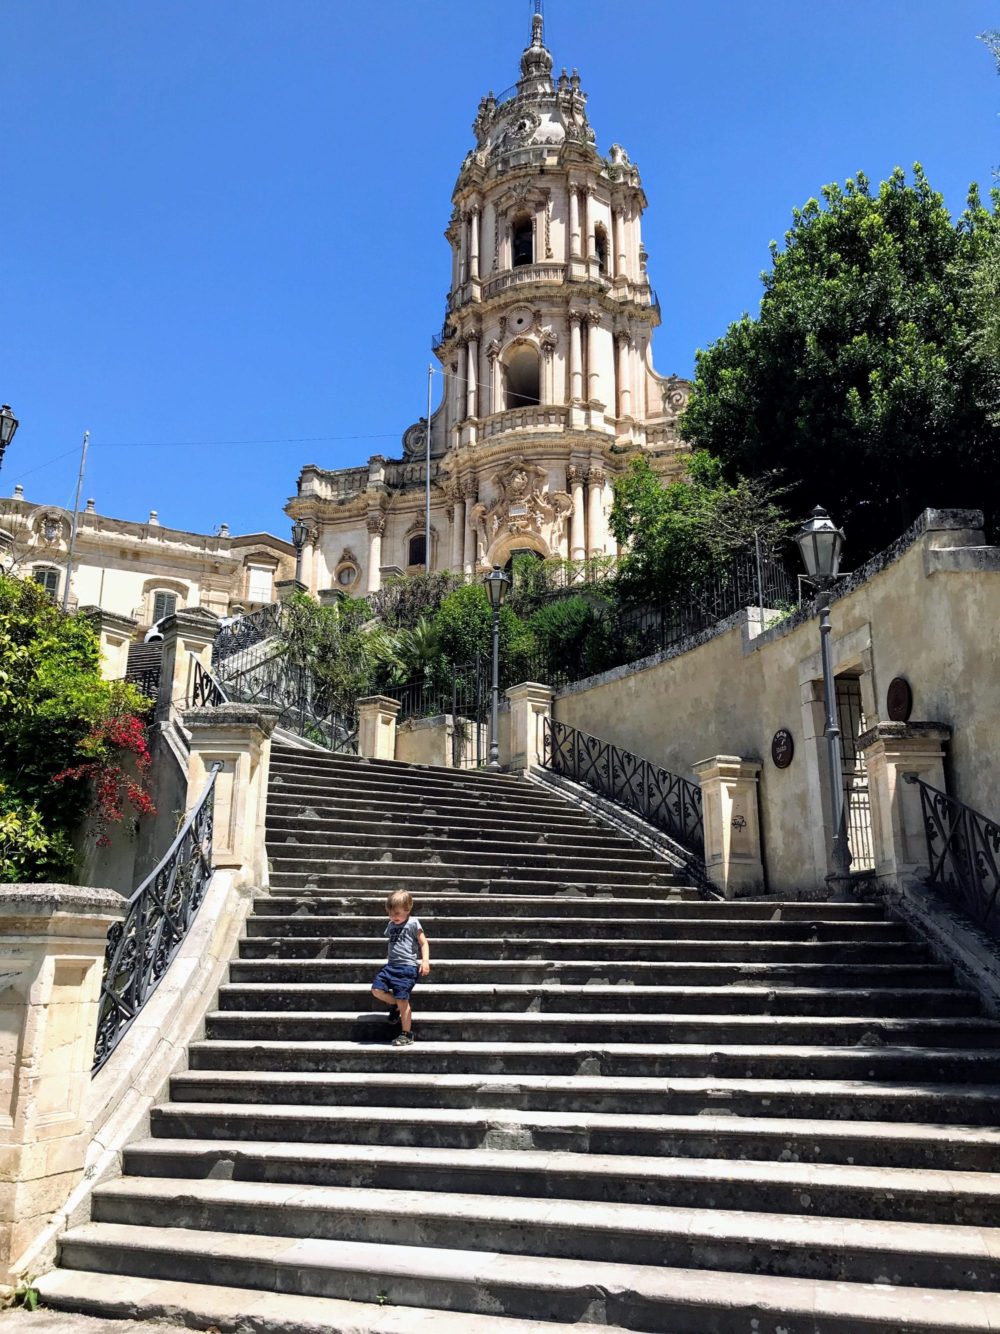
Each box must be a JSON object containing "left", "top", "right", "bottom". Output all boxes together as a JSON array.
[
  {"left": 275, "top": 580, "right": 306, "bottom": 602},
  {"left": 0, "top": 884, "right": 124, "bottom": 1284},
  {"left": 155, "top": 607, "right": 219, "bottom": 724},
  {"left": 858, "top": 722, "right": 952, "bottom": 894},
  {"left": 692, "top": 755, "right": 764, "bottom": 898},
  {"left": 79, "top": 607, "right": 137, "bottom": 682},
  {"left": 505, "top": 682, "right": 554, "bottom": 773},
  {"left": 357, "top": 695, "right": 402, "bottom": 760},
  {"left": 182, "top": 704, "right": 280, "bottom": 888}
]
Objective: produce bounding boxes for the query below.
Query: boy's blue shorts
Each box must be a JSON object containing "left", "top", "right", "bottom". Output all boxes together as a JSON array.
[{"left": 372, "top": 963, "right": 419, "bottom": 1001}]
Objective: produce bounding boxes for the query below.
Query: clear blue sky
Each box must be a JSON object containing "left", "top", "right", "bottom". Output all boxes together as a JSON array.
[{"left": 2, "top": 0, "right": 996, "bottom": 538}]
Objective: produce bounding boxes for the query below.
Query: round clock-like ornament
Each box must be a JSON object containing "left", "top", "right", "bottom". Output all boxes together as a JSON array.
[
  {"left": 886, "top": 676, "right": 913, "bottom": 722},
  {"left": 508, "top": 306, "right": 534, "bottom": 334},
  {"left": 771, "top": 728, "right": 794, "bottom": 769}
]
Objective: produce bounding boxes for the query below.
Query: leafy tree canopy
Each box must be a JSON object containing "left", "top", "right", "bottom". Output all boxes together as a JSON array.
[{"left": 680, "top": 167, "right": 1000, "bottom": 560}]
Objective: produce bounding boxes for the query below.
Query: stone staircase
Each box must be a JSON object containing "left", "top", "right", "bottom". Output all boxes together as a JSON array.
[{"left": 38, "top": 743, "right": 1000, "bottom": 1332}]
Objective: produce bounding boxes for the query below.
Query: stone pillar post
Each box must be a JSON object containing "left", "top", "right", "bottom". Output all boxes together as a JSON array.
[
  {"left": 586, "top": 468, "right": 606, "bottom": 556},
  {"left": 274, "top": 579, "right": 305, "bottom": 602},
  {"left": 366, "top": 515, "right": 385, "bottom": 594},
  {"left": 858, "top": 722, "right": 952, "bottom": 894},
  {"left": 568, "top": 466, "right": 587, "bottom": 562},
  {"left": 569, "top": 313, "right": 583, "bottom": 401},
  {"left": 451, "top": 498, "right": 466, "bottom": 572},
  {"left": 0, "top": 883, "right": 124, "bottom": 1284},
  {"left": 468, "top": 207, "right": 480, "bottom": 281},
  {"left": 155, "top": 607, "right": 219, "bottom": 725},
  {"left": 692, "top": 756, "right": 765, "bottom": 899},
  {"left": 465, "top": 336, "right": 479, "bottom": 421},
  {"left": 182, "top": 703, "right": 279, "bottom": 889},
  {"left": 357, "top": 695, "right": 402, "bottom": 761},
  {"left": 504, "top": 682, "right": 554, "bottom": 773},
  {"left": 569, "top": 187, "right": 581, "bottom": 258},
  {"left": 80, "top": 607, "right": 137, "bottom": 682},
  {"left": 616, "top": 333, "right": 632, "bottom": 418}
]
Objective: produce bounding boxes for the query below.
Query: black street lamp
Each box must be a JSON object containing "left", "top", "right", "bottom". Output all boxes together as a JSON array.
[
  {"left": 291, "top": 519, "right": 309, "bottom": 585},
  {"left": 0, "top": 406, "right": 19, "bottom": 473},
  {"left": 483, "top": 564, "right": 511, "bottom": 771},
  {"left": 794, "top": 505, "right": 852, "bottom": 890}
]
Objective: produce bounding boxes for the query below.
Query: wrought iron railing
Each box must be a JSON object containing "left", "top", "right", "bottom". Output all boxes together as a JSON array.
[
  {"left": 212, "top": 601, "right": 286, "bottom": 667},
  {"left": 905, "top": 775, "right": 1000, "bottom": 936},
  {"left": 541, "top": 717, "right": 704, "bottom": 858},
  {"left": 189, "top": 657, "right": 228, "bottom": 708},
  {"left": 221, "top": 652, "right": 358, "bottom": 754},
  {"left": 93, "top": 763, "right": 221, "bottom": 1073},
  {"left": 120, "top": 666, "right": 160, "bottom": 699}
]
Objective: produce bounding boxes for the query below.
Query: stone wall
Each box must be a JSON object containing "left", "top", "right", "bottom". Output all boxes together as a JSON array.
[{"left": 554, "top": 510, "right": 1000, "bottom": 895}]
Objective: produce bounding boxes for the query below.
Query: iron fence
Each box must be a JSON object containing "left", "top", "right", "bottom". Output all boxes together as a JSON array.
[
  {"left": 905, "top": 776, "right": 1000, "bottom": 937},
  {"left": 220, "top": 652, "right": 358, "bottom": 754},
  {"left": 212, "top": 601, "right": 286, "bottom": 667},
  {"left": 382, "top": 657, "right": 490, "bottom": 768},
  {"left": 93, "top": 763, "right": 221, "bottom": 1073},
  {"left": 189, "top": 658, "right": 228, "bottom": 709},
  {"left": 541, "top": 717, "right": 704, "bottom": 859},
  {"left": 122, "top": 666, "right": 160, "bottom": 699}
]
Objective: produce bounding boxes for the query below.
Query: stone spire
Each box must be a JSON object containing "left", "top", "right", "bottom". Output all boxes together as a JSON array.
[{"left": 518, "top": 8, "right": 553, "bottom": 93}]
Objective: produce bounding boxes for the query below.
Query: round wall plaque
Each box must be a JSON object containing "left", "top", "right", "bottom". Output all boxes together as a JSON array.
[
  {"left": 886, "top": 677, "right": 913, "bottom": 722},
  {"left": 771, "top": 728, "right": 794, "bottom": 769}
]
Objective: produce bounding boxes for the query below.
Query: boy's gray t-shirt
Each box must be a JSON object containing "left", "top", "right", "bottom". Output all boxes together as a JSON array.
[{"left": 385, "top": 916, "right": 423, "bottom": 966}]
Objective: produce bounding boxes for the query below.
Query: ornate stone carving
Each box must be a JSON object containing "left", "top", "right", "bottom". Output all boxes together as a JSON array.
[
  {"left": 585, "top": 466, "right": 606, "bottom": 486},
  {"left": 365, "top": 514, "right": 386, "bottom": 537},
  {"left": 539, "top": 330, "right": 558, "bottom": 358},
  {"left": 486, "top": 338, "right": 503, "bottom": 361},
  {"left": 567, "top": 464, "right": 583, "bottom": 484},
  {"left": 661, "top": 374, "right": 690, "bottom": 415},
  {"left": 585, "top": 310, "right": 602, "bottom": 326},
  {"left": 544, "top": 193, "right": 552, "bottom": 258},
  {"left": 470, "top": 459, "right": 572, "bottom": 549}
]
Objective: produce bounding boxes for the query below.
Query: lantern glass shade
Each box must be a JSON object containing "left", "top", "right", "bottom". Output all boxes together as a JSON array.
[
  {"left": 290, "top": 519, "right": 309, "bottom": 550},
  {"left": 483, "top": 564, "right": 511, "bottom": 610},
  {"left": 795, "top": 506, "right": 844, "bottom": 581},
  {"left": 0, "top": 406, "right": 18, "bottom": 448}
]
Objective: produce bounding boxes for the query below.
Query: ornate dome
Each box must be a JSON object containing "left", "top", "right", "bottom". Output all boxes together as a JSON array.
[{"left": 520, "top": 12, "right": 553, "bottom": 81}]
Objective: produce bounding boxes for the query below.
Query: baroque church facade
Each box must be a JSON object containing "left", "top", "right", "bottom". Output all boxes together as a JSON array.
[{"left": 287, "top": 13, "right": 691, "bottom": 596}]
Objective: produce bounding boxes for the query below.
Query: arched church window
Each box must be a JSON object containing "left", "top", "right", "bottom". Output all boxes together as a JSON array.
[
  {"left": 511, "top": 216, "right": 534, "bottom": 268},
  {"left": 407, "top": 534, "right": 427, "bottom": 569},
  {"left": 504, "top": 346, "right": 541, "bottom": 409},
  {"left": 595, "top": 224, "right": 609, "bottom": 275}
]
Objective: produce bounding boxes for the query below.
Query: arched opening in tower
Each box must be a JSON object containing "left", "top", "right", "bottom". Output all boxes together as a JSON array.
[
  {"left": 511, "top": 216, "right": 534, "bottom": 267},
  {"left": 595, "top": 224, "right": 609, "bottom": 275},
  {"left": 504, "top": 346, "right": 541, "bottom": 409}
]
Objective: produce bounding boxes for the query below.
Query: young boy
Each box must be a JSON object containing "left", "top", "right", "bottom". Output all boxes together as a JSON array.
[{"left": 370, "top": 890, "right": 430, "bottom": 1047}]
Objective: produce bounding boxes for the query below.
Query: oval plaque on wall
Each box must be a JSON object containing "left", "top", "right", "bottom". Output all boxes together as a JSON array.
[
  {"left": 886, "top": 677, "right": 913, "bottom": 722},
  {"left": 771, "top": 728, "right": 794, "bottom": 769}
]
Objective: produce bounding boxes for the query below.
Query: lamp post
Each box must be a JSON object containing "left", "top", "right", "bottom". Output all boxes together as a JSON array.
[
  {"left": 794, "top": 505, "right": 852, "bottom": 891},
  {"left": 483, "top": 564, "right": 511, "bottom": 771},
  {"left": 291, "top": 519, "right": 309, "bottom": 585},
  {"left": 0, "top": 405, "right": 19, "bottom": 473}
]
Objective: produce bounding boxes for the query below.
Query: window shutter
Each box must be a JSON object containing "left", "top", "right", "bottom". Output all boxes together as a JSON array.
[{"left": 152, "top": 591, "right": 177, "bottom": 623}]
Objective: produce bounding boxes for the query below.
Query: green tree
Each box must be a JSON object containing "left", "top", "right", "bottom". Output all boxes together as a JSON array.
[
  {"left": 681, "top": 167, "right": 1000, "bottom": 560},
  {"left": 433, "top": 582, "right": 534, "bottom": 679}
]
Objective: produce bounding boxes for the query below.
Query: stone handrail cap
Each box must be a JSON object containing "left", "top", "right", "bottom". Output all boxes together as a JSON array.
[
  {"left": 183, "top": 703, "right": 281, "bottom": 734},
  {"left": 857, "top": 721, "right": 952, "bottom": 749},
  {"left": 0, "top": 883, "right": 125, "bottom": 919},
  {"left": 357, "top": 695, "right": 404, "bottom": 712}
]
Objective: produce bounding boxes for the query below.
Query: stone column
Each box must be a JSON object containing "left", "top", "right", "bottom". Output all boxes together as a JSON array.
[
  {"left": 458, "top": 211, "right": 468, "bottom": 285},
  {"left": 568, "top": 466, "right": 587, "bottom": 562},
  {"left": 469, "top": 207, "right": 480, "bottom": 281},
  {"left": 0, "top": 883, "right": 124, "bottom": 1284},
  {"left": 858, "top": 722, "right": 952, "bottom": 894},
  {"left": 155, "top": 607, "right": 219, "bottom": 725},
  {"left": 183, "top": 703, "right": 278, "bottom": 889},
  {"left": 692, "top": 756, "right": 765, "bottom": 899},
  {"left": 568, "top": 313, "right": 583, "bottom": 401},
  {"left": 465, "top": 336, "right": 479, "bottom": 421},
  {"left": 614, "top": 207, "right": 627, "bottom": 277},
  {"left": 357, "top": 695, "right": 402, "bottom": 761},
  {"left": 616, "top": 332, "right": 632, "bottom": 418},
  {"left": 569, "top": 187, "right": 581, "bottom": 258},
  {"left": 463, "top": 491, "right": 478, "bottom": 576},
  {"left": 487, "top": 341, "right": 502, "bottom": 415},
  {"left": 585, "top": 187, "right": 597, "bottom": 261},
  {"left": 540, "top": 332, "right": 557, "bottom": 405},
  {"left": 80, "top": 607, "right": 137, "bottom": 681},
  {"left": 505, "top": 682, "right": 554, "bottom": 773},
  {"left": 586, "top": 467, "right": 606, "bottom": 556},
  {"left": 586, "top": 312, "right": 603, "bottom": 402},
  {"left": 451, "top": 498, "right": 466, "bottom": 572},
  {"left": 366, "top": 514, "right": 385, "bottom": 594}
]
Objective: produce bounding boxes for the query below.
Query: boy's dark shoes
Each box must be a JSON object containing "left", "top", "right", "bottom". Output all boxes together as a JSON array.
[
  {"left": 387, "top": 1005, "right": 402, "bottom": 1026},
  {"left": 391, "top": 1031, "right": 414, "bottom": 1047}
]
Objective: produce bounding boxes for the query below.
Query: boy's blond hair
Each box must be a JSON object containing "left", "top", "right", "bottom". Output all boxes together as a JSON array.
[{"left": 387, "top": 889, "right": 413, "bottom": 912}]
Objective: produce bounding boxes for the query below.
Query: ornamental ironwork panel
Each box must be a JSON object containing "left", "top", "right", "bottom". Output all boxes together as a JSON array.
[
  {"left": 189, "top": 658, "right": 228, "bottom": 708},
  {"left": 93, "top": 764, "right": 221, "bottom": 1074},
  {"left": 906, "top": 775, "right": 1000, "bottom": 937},
  {"left": 220, "top": 652, "right": 358, "bottom": 755},
  {"left": 212, "top": 601, "right": 286, "bottom": 667},
  {"left": 541, "top": 717, "right": 704, "bottom": 858}
]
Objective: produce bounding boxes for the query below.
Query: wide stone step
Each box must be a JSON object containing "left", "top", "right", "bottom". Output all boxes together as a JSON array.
[
  {"left": 89, "top": 1176, "right": 1000, "bottom": 1293},
  {"left": 148, "top": 1101, "right": 1000, "bottom": 1171},
  {"left": 251, "top": 891, "right": 738, "bottom": 918},
  {"left": 35, "top": 1270, "right": 613, "bottom": 1334},
  {"left": 203, "top": 1009, "right": 1000, "bottom": 1049},
  {"left": 124, "top": 1137, "right": 1000, "bottom": 1227},
  {"left": 266, "top": 812, "right": 646, "bottom": 852},
  {"left": 238, "top": 934, "right": 929, "bottom": 963},
  {"left": 268, "top": 849, "right": 676, "bottom": 880},
  {"left": 167, "top": 1070, "right": 1000, "bottom": 1125},
  {"left": 267, "top": 864, "right": 676, "bottom": 892},
  {"left": 229, "top": 958, "right": 952, "bottom": 989},
  {"left": 187, "top": 1039, "right": 1000, "bottom": 1084},
  {"left": 216, "top": 981, "right": 978, "bottom": 1019},
  {"left": 270, "top": 750, "right": 528, "bottom": 788},
  {"left": 266, "top": 794, "right": 609, "bottom": 835},
  {"left": 268, "top": 772, "right": 579, "bottom": 815},
  {"left": 266, "top": 836, "right": 679, "bottom": 874},
  {"left": 244, "top": 913, "right": 910, "bottom": 940}
]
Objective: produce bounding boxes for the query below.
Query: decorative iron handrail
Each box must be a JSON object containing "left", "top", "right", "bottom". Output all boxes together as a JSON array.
[
  {"left": 212, "top": 601, "right": 286, "bottom": 667},
  {"left": 904, "top": 775, "right": 1000, "bottom": 936},
  {"left": 124, "top": 665, "right": 161, "bottom": 698},
  {"left": 93, "top": 763, "right": 222, "bottom": 1073},
  {"left": 189, "top": 657, "right": 228, "bottom": 708},
  {"left": 221, "top": 651, "right": 358, "bottom": 754},
  {"left": 541, "top": 717, "right": 704, "bottom": 858}
]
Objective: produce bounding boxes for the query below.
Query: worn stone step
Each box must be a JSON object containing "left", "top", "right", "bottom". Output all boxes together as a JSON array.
[
  {"left": 229, "top": 958, "right": 952, "bottom": 989},
  {"left": 167, "top": 1070, "right": 1000, "bottom": 1125},
  {"left": 267, "top": 845, "right": 680, "bottom": 880},
  {"left": 187, "top": 1038, "right": 1000, "bottom": 1084},
  {"left": 268, "top": 771, "right": 577, "bottom": 813},
  {"left": 270, "top": 749, "right": 527, "bottom": 788},
  {"left": 216, "top": 982, "right": 978, "bottom": 1019},
  {"left": 237, "top": 933, "right": 929, "bottom": 963},
  {"left": 148, "top": 1101, "right": 1000, "bottom": 1171},
  {"left": 266, "top": 822, "right": 664, "bottom": 859},
  {"left": 266, "top": 794, "right": 609, "bottom": 835},
  {"left": 52, "top": 1221, "right": 1000, "bottom": 1329},
  {"left": 90, "top": 1175, "right": 1000, "bottom": 1292},
  {"left": 124, "top": 1137, "right": 1000, "bottom": 1227},
  {"left": 35, "top": 1270, "right": 619, "bottom": 1334},
  {"left": 266, "top": 863, "right": 676, "bottom": 890},
  {"left": 252, "top": 892, "right": 741, "bottom": 918},
  {"left": 244, "top": 913, "right": 910, "bottom": 941}
]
